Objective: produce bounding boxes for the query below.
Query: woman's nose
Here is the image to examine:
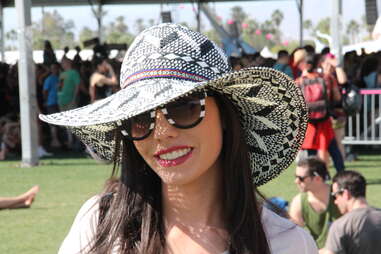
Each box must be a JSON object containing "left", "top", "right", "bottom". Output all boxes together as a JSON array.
[{"left": 152, "top": 110, "right": 179, "bottom": 140}]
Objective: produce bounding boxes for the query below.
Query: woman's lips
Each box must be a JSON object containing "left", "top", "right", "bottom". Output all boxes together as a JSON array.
[{"left": 154, "top": 146, "right": 193, "bottom": 167}]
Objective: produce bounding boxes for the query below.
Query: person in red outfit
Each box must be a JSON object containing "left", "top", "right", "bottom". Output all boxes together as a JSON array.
[{"left": 296, "top": 53, "right": 344, "bottom": 172}]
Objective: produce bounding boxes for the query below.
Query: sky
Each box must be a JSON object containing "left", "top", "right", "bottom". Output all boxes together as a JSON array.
[{"left": 2, "top": 0, "right": 367, "bottom": 45}]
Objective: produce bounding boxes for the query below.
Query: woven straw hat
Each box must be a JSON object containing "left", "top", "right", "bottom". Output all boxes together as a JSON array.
[{"left": 40, "top": 23, "right": 307, "bottom": 186}]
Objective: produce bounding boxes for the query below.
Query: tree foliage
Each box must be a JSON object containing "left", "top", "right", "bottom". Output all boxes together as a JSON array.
[
  {"left": 79, "top": 27, "right": 97, "bottom": 48},
  {"left": 134, "top": 18, "right": 147, "bottom": 34},
  {"left": 303, "top": 19, "right": 313, "bottom": 31},
  {"left": 6, "top": 5, "right": 373, "bottom": 56},
  {"left": 309, "top": 17, "right": 330, "bottom": 45},
  {"left": 361, "top": 15, "right": 374, "bottom": 40},
  {"left": 220, "top": 7, "right": 284, "bottom": 51},
  {"left": 5, "top": 29, "right": 17, "bottom": 50},
  {"left": 32, "top": 10, "right": 76, "bottom": 50},
  {"left": 315, "top": 17, "right": 330, "bottom": 35},
  {"left": 230, "top": 6, "right": 247, "bottom": 26},
  {"left": 271, "top": 9, "right": 284, "bottom": 28},
  {"left": 104, "top": 16, "right": 134, "bottom": 45},
  {"left": 346, "top": 19, "right": 360, "bottom": 44}
]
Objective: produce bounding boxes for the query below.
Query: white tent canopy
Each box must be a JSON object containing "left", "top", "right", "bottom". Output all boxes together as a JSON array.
[
  {"left": 2, "top": 49, "right": 122, "bottom": 64},
  {"left": 260, "top": 46, "right": 276, "bottom": 59}
]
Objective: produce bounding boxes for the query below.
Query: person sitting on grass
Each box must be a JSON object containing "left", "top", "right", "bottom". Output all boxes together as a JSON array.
[
  {"left": 0, "top": 185, "right": 39, "bottom": 209},
  {"left": 289, "top": 157, "right": 341, "bottom": 249},
  {"left": 320, "top": 170, "right": 381, "bottom": 254},
  {"left": 0, "top": 119, "right": 21, "bottom": 160}
]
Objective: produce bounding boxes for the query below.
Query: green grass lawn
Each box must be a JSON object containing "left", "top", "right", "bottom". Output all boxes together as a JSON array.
[{"left": 1, "top": 154, "right": 380, "bottom": 254}]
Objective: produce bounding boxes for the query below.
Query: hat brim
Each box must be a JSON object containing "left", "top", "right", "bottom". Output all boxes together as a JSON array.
[
  {"left": 39, "top": 67, "right": 307, "bottom": 186},
  {"left": 40, "top": 78, "right": 206, "bottom": 127}
]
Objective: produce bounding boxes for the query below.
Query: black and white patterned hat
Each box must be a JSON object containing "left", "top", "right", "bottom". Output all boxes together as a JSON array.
[{"left": 40, "top": 23, "right": 307, "bottom": 186}]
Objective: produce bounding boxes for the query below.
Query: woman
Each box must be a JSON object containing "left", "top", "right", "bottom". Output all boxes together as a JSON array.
[
  {"left": 40, "top": 24, "right": 316, "bottom": 254},
  {"left": 89, "top": 58, "right": 118, "bottom": 103},
  {"left": 295, "top": 53, "right": 344, "bottom": 173},
  {"left": 318, "top": 53, "right": 347, "bottom": 161}
]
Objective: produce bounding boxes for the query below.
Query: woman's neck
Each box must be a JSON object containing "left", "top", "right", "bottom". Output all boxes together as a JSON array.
[{"left": 162, "top": 163, "right": 225, "bottom": 230}]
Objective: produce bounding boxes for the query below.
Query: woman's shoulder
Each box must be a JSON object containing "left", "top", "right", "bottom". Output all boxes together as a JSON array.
[
  {"left": 261, "top": 206, "right": 318, "bottom": 254},
  {"left": 58, "top": 196, "right": 101, "bottom": 254},
  {"left": 90, "top": 72, "right": 107, "bottom": 87},
  {"left": 75, "top": 195, "right": 101, "bottom": 220}
]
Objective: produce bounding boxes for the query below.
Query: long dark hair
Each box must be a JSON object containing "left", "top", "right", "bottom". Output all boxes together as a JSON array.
[{"left": 90, "top": 93, "right": 271, "bottom": 254}]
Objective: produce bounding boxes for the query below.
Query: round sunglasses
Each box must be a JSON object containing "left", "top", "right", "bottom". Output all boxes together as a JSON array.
[{"left": 117, "top": 91, "right": 210, "bottom": 140}]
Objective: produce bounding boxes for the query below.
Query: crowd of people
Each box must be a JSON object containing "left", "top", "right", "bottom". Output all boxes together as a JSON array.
[
  {"left": 1, "top": 40, "right": 380, "bottom": 161},
  {"left": 0, "top": 40, "right": 121, "bottom": 160}
]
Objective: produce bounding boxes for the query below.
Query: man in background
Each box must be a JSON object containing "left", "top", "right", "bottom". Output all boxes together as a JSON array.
[
  {"left": 289, "top": 157, "right": 341, "bottom": 249},
  {"left": 43, "top": 63, "right": 61, "bottom": 148},
  {"left": 273, "top": 50, "right": 294, "bottom": 79},
  {"left": 58, "top": 58, "right": 80, "bottom": 148},
  {"left": 320, "top": 170, "right": 381, "bottom": 254}
]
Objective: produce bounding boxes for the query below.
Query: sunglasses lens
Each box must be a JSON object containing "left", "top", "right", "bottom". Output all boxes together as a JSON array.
[
  {"left": 129, "top": 112, "right": 152, "bottom": 139},
  {"left": 296, "top": 175, "right": 309, "bottom": 182},
  {"left": 166, "top": 93, "right": 204, "bottom": 128},
  {"left": 122, "top": 92, "right": 206, "bottom": 140}
]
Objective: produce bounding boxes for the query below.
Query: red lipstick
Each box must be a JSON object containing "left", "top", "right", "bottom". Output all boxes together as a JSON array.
[{"left": 154, "top": 146, "right": 193, "bottom": 167}]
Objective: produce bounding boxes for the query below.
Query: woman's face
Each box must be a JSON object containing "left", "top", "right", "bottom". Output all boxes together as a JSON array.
[{"left": 133, "top": 97, "right": 223, "bottom": 186}]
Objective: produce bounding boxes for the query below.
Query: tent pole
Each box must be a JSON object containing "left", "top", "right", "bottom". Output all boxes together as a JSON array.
[
  {"left": 0, "top": 1, "right": 4, "bottom": 61},
  {"left": 15, "top": 0, "right": 39, "bottom": 167},
  {"left": 331, "top": 0, "right": 342, "bottom": 64},
  {"left": 297, "top": 0, "right": 304, "bottom": 46},
  {"left": 97, "top": 1, "right": 103, "bottom": 42},
  {"left": 197, "top": 0, "right": 201, "bottom": 32}
]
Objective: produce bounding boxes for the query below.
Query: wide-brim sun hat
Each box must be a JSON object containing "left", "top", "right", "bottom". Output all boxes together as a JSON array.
[{"left": 40, "top": 23, "right": 308, "bottom": 186}]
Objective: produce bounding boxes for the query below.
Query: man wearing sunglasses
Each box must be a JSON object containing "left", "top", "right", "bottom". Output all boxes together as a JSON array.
[
  {"left": 289, "top": 157, "right": 341, "bottom": 249},
  {"left": 320, "top": 170, "right": 381, "bottom": 254}
]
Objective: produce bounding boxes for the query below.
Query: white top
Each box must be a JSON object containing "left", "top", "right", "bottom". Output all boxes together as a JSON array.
[{"left": 58, "top": 196, "right": 318, "bottom": 254}]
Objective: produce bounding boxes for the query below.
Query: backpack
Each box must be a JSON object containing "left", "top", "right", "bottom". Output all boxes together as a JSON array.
[
  {"left": 342, "top": 82, "right": 362, "bottom": 116},
  {"left": 299, "top": 75, "right": 331, "bottom": 123}
]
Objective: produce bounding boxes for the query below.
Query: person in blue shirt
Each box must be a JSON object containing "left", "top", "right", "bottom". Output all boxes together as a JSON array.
[
  {"left": 273, "top": 50, "right": 294, "bottom": 79},
  {"left": 43, "top": 63, "right": 61, "bottom": 148}
]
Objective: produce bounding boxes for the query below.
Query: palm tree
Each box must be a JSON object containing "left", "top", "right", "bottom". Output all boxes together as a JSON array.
[
  {"left": 231, "top": 6, "right": 247, "bottom": 26},
  {"left": 134, "top": 18, "right": 146, "bottom": 34},
  {"left": 303, "top": 19, "right": 313, "bottom": 31},
  {"left": 314, "top": 18, "right": 330, "bottom": 45},
  {"left": 346, "top": 20, "right": 360, "bottom": 44},
  {"left": 361, "top": 15, "right": 373, "bottom": 39},
  {"left": 271, "top": 9, "right": 284, "bottom": 27},
  {"left": 271, "top": 9, "right": 284, "bottom": 43}
]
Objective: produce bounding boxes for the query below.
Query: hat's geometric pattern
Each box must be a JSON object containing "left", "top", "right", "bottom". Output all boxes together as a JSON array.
[
  {"left": 39, "top": 24, "right": 307, "bottom": 187},
  {"left": 120, "top": 23, "right": 230, "bottom": 88},
  {"left": 207, "top": 67, "right": 307, "bottom": 186}
]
